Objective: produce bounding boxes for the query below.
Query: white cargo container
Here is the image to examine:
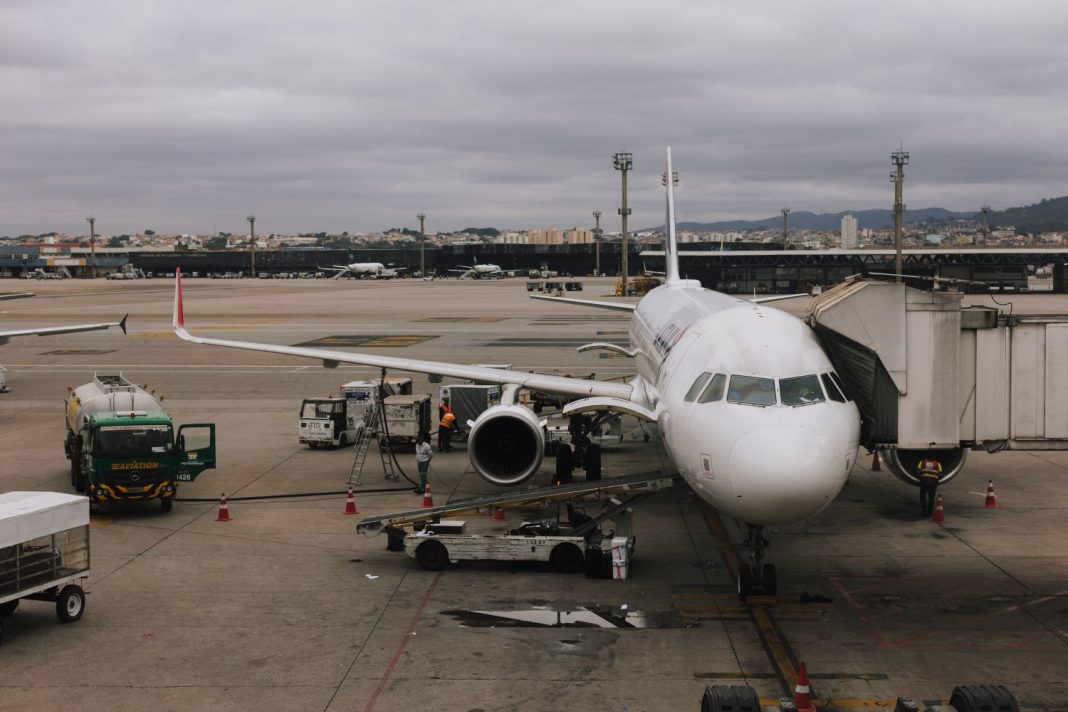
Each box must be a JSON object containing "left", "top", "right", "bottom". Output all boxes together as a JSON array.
[
  {"left": 382, "top": 394, "right": 431, "bottom": 444},
  {"left": 0, "top": 492, "right": 91, "bottom": 643}
]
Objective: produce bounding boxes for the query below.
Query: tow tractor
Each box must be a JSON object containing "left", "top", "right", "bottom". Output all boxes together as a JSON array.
[{"left": 356, "top": 472, "right": 677, "bottom": 576}]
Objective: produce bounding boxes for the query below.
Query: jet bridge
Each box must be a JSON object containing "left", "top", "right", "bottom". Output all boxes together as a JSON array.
[{"left": 808, "top": 277, "right": 1068, "bottom": 484}]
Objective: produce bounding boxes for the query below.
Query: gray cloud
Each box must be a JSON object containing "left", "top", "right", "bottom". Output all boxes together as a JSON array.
[{"left": 2, "top": 0, "right": 1067, "bottom": 235}]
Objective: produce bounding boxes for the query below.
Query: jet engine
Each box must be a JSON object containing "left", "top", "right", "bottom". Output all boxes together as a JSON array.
[
  {"left": 467, "top": 404, "right": 544, "bottom": 486},
  {"left": 881, "top": 447, "right": 968, "bottom": 486}
]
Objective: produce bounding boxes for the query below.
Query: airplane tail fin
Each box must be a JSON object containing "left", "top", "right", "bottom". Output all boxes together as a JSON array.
[{"left": 663, "top": 147, "right": 681, "bottom": 286}]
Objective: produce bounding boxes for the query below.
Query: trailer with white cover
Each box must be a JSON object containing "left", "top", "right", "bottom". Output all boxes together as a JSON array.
[{"left": 0, "top": 492, "right": 91, "bottom": 644}]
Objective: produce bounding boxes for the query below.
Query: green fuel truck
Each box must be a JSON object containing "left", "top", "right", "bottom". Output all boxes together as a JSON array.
[{"left": 64, "top": 373, "right": 216, "bottom": 511}]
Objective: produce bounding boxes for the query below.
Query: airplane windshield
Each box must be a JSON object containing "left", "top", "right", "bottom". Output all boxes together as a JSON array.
[
  {"left": 821, "top": 373, "right": 846, "bottom": 402},
  {"left": 697, "top": 374, "right": 727, "bottom": 403},
  {"left": 779, "top": 375, "right": 826, "bottom": 406},
  {"left": 727, "top": 375, "right": 777, "bottom": 406},
  {"left": 94, "top": 425, "right": 172, "bottom": 458}
]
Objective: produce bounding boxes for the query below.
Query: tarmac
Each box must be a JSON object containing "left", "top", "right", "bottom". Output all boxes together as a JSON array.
[{"left": 0, "top": 276, "right": 1066, "bottom": 712}]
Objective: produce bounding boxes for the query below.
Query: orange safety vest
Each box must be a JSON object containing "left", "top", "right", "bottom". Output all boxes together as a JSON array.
[
  {"left": 440, "top": 412, "right": 456, "bottom": 429},
  {"left": 917, "top": 458, "right": 942, "bottom": 480}
]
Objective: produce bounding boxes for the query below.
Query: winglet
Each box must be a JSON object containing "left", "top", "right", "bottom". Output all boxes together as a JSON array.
[
  {"left": 173, "top": 267, "right": 185, "bottom": 330},
  {"left": 663, "top": 147, "right": 681, "bottom": 286},
  {"left": 118, "top": 314, "right": 128, "bottom": 335}
]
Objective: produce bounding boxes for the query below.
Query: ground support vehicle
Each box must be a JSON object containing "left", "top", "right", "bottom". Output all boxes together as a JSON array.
[
  {"left": 300, "top": 397, "right": 360, "bottom": 448},
  {"left": 0, "top": 492, "right": 91, "bottom": 644},
  {"left": 698, "top": 684, "right": 1020, "bottom": 712},
  {"left": 64, "top": 374, "right": 216, "bottom": 511},
  {"left": 356, "top": 473, "right": 677, "bottom": 575}
]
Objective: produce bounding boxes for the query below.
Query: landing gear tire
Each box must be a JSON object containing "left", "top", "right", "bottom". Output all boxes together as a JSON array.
[
  {"left": 551, "top": 543, "right": 584, "bottom": 574},
  {"left": 415, "top": 540, "right": 449, "bottom": 571},
  {"left": 761, "top": 564, "right": 777, "bottom": 598},
  {"left": 160, "top": 497, "right": 173, "bottom": 512},
  {"left": 701, "top": 684, "right": 761, "bottom": 712},
  {"left": 737, "top": 565, "right": 753, "bottom": 600},
  {"left": 56, "top": 585, "right": 85, "bottom": 624},
  {"left": 950, "top": 685, "right": 1020, "bottom": 712}
]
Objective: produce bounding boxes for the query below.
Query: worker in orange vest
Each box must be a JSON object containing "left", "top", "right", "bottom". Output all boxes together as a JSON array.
[
  {"left": 438, "top": 411, "right": 456, "bottom": 452},
  {"left": 917, "top": 458, "right": 942, "bottom": 517}
]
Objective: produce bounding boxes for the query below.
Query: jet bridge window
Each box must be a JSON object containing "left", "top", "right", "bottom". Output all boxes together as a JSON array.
[
  {"left": 697, "top": 373, "right": 727, "bottom": 403},
  {"left": 821, "top": 373, "right": 846, "bottom": 403},
  {"left": 727, "top": 375, "right": 777, "bottom": 407},
  {"left": 684, "top": 373, "right": 712, "bottom": 402},
  {"left": 779, "top": 375, "right": 826, "bottom": 406}
]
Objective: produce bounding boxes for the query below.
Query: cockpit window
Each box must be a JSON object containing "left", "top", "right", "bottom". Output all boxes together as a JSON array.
[
  {"left": 821, "top": 373, "right": 845, "bottom": 402},
  {"left": 684, "top": 373, "right": 712, "bottom": 402},
  {"left": 829, "top": 372, "right": 851, "bottom": 401},
  {"left": 697, "top": 373, "right": 727, "bottom": 403},
  {"left": 780, "top": 375, "right": 826, "bottom": 406},
  {"left": 727, "top": 375, "right": 777, "bottom": 406}
]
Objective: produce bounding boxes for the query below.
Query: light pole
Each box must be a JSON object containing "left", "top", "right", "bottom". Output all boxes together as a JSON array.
[
  {"left": 247, "top": 215, "right": 256, "bottom": 277},
  {"left": 86, "top": 217, "right": 96, "bottom": 279},
  {"left": 612, "top": 152, "right": 633, "bottom": 295},
  {"left": 781, "top": 208, "right": 790, "bottom": 248},
  {"left": 417, "top": 213, "right": 426, "bottom": 278},
  {"left": 592, "top": 210, "right": 602, "bottom": 276},
  {"left": 891, "top": 147, "right": 909, "bottom": 282}
]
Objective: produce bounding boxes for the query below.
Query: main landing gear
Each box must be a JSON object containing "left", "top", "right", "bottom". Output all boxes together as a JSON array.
[{"left": 737, "top": 524, "right": 777, "bottom": 600}]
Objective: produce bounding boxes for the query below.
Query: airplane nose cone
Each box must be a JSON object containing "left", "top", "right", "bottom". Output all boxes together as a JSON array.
[{"left": 727, "top": 427, "right": 842, "bottom": 524}]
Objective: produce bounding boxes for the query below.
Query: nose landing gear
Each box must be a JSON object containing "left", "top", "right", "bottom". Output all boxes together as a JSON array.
[{"left": 738, "top": 524, "right": 777, "bottom": 600}]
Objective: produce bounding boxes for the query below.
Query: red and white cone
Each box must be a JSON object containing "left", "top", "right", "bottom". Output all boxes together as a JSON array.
[
  {"left": 984, "top": 481, "right": 998, "bottom": 509},
  {"left": 871, "top": 451, "right": 881, "bottom": 471},
  {"left": 344, "top": 488, "right": 358, "bottom": 515},
  {"left": 421, "top": 484, "right": 434, "bottom": 508},
  {"left": 493, "top": 507, "right": 506, "bottom": 522},
  {"left": 932, "top": 494, "right": 945, "bottom": 524},
  {"left": 794, "top": 662, "right": 816, "bottom": 712},
  {"left": 216, "top": 493, "right": 232, "bottom": 522}
]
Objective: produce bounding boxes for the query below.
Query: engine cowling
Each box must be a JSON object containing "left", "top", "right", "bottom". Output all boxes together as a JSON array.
[
  {"left": 467, "top": 404, "right": 544, "bottom": 486},
  {"left": 881, "top": 447, "right": 968, "bottom": 486}
]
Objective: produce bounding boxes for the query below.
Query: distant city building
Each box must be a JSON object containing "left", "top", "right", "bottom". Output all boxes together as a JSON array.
[
  {"left": 527, "top": 227, "right": 565, "bottom": 245},
  {"left": 840, "top": 214, "right": 858, "bottom": 249},
  {"left": 564, "top": 228, "right": 593, "bottom": 244}
]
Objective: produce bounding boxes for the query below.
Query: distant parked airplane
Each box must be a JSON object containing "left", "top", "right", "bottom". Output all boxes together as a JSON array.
[{"left": 318, "top": 263, "right": 406, "bottom": 280}]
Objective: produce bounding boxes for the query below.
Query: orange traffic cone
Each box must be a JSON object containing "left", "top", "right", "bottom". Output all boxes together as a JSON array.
[
  {"left": 493, "top": 507, "right": 506, "bottom": 522},
  {"left": 344, "top": 488, "right": 358, "bottom": 515},
  {"left": 932, "top": 494, "right": 945, "bottom": 524},
  {"left": 421, "top": 484, "right": 434, "bottom": 508},
  {"left": 984, "top": 481, "right": 998, "bottom": 508},
  {"left": 871, "top": 451, "right": 881, "bottom": 471},
  {"left": 216, "top": 494, "right": 232, "bottom": 522},
  {"left": 794, "top": 662, "right": 816, "bottom": 712}
]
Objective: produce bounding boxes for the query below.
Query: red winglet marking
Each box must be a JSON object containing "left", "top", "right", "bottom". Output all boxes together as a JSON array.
[{"left": 175, "top": 267, "right": 184, "bottom": 327}]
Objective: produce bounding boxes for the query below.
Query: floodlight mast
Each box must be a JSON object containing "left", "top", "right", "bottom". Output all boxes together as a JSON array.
[
  {"left": 781, "top": 208, "right": 790, "bottom": 248},
  {"left": 417, "top": 213, "right": 427, "bottom": 278},
  {"left": 612, "top": 152, "right": 633, "bottom": 295},
  {"left": 891, "top": 147, "right": 909, "bottom": 282},
  {"left": 247, "top": 215, "right": 257, "bottom": 278},
  {"left": 592, "top": 210, "right": 602, "bottom": 276},
  {"left": 86, "top": 216, "right": 96, "bottom": 279}
]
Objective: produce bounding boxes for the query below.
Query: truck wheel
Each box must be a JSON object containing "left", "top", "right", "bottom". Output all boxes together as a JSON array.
[
  {"left": 338, "top": 433, "right": 348, "bottom": 448},
  {"left": 0, "top": 600, "right": 17, "bottom": 617},
  {"left": 415, "top": 540, "right": 449, "bottom": 571},
  {"left": 701, "top": 685, "right": 761, "bottom": 712},
  {"left": 950, "top": 685, "right": 1019, "bottom": 712},
  {"left": 56, "top": 585, "right": 85, "bottom": 624},
  {"left": 160, "top": 497, "right": 173, "bottom": 512},
  {"left": 551, "top": 543, "right": 584, "bottom": 574}
]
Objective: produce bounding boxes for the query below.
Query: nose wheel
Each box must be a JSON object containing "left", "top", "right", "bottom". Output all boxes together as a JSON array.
[{"left": 738, "top": 524, "right": 777, "bottom": 600}]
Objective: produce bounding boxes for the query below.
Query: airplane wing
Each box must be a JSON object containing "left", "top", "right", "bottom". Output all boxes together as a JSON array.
[
  {"left": 530, "top": 295, "right": 636, "bottom": 312},
  {"left": 0, "top": 315, "right": 128, "bottom": 345},
  {"left": 172, "top": 270, "right": 632, "bottom": 400},
  {"left": 0, "top": 292, "right": 35, "bottom": 301}
]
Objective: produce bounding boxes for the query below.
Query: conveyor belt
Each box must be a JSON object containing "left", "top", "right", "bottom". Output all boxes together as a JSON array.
[{"left": 356, "top": 471, "right": 679, "bottom": 536}]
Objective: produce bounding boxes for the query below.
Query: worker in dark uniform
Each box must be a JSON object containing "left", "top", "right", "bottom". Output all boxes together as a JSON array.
[
  {"left": 917, "top": 457, "right": 942, "bottom": 517},
  {"left": 438, "top": 411, "right": 456, "bottom": 452}
]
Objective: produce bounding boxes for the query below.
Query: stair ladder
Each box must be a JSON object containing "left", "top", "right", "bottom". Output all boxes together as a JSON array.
[{"left": 347, "top": 402, "right": 399, "bottom": 487}]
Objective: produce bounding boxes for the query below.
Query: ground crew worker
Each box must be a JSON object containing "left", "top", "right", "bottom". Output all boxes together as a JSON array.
[
  {"left": 414, "top": 432, "right": 433, "bottom": 494},
  {"left": 438, "top": 411, "right": 456, "bottom": 452},
  {"left": 917, "top": 457, "right": 942, "bottom": 517},
  {"left": 438, "top": 397, "right": 452, "bottom": 423}
]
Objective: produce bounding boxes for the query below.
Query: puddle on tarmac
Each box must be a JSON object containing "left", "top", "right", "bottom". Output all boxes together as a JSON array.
[{"left": 441, "top": 604, "right": 687, "bottom": 629}]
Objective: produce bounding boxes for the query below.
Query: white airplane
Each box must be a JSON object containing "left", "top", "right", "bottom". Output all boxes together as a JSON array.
[
  {"left": 450, "top": 259, "right": 516, "bottom": 279},
  {"left": 172, "top": 148, "right": 862, "bottom": 597},
  {"left": 319, "top": 263, "right": 406, "bottom": 280}
]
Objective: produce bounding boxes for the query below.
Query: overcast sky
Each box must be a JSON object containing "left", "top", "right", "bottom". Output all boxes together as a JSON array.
[{"left": 3, "top": 0, "right": 1067, "bottom": 236}]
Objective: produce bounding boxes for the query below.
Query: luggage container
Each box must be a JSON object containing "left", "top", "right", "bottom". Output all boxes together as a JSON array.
[
  {"left": 440, "top": 384, "right": 501, "bottom": 432},
  {"left": 382, "top": 394, "right": 431, "bottom": 445},
  {"left": 0, "top": 492, "right": 91, "bottom": 644}
]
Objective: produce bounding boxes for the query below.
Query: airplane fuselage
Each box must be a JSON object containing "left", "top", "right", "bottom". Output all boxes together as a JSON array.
[{"left": 628, "top": 284, "right": 861, "bottom": 525}]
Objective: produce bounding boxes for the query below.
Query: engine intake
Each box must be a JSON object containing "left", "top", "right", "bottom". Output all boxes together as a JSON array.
[
  {"left": 467, "top": 405, "right": 544, "bottom": 486},
  {"left": 882, "top": 447, "right": 968, "bottom": 486}
]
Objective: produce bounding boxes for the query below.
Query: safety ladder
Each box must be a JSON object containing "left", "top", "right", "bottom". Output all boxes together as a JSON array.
[{"left": 347, "top": 403, "right": 399, "bottom": 487}]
